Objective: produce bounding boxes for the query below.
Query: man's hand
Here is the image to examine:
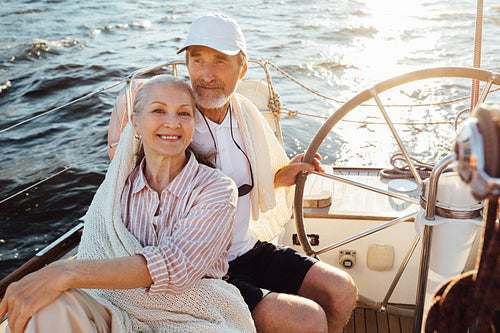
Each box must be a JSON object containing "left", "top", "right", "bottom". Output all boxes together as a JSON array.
[
  {"left": 0, "top": 262, "right": 70, "bottom": 333},
  {"left": 274, "top": 153, "right": 325, "bottom": 188}
]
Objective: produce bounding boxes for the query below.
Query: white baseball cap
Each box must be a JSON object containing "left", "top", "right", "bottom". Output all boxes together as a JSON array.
[{"left": 177, "top": 13, "right": 247, "bottom": 56}]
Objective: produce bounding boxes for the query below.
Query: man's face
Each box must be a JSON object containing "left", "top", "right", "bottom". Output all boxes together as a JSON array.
[{"left": 186, "top": 45, "right": 246, "bottom": 111}]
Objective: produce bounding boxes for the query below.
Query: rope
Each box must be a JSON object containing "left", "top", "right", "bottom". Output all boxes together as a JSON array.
[
  {"left": 267, "top": 86, "right": 283, "bottom": 115},
  {"left": 2, "top": 64, "right": 500, "bottom": 135},
  {"left": 0, "top": 143, "right": 115, "bottom": 206},
  {"left": 425, "top": 198, "right": 500, "bottom": 332},
  {"left": 0, "top": 80, "right": 126, "bottom": 135},
  {"left": 2, "top": 61, "right": 499, "bottom": 206},
  {"left": 284, "top": 107, "right": 471, "bottom": 126},
  {"left": 470, "top": 0, "right": 484, "bottom": 110},
  {"left": 380, "top": 153, "right": 435, "bottom": 180},
  {"left": 267, "top": 61, "right": 500, "bottom": 109},
  {"left": 267, "top": 62, "right": 345, "bottom": 104}
]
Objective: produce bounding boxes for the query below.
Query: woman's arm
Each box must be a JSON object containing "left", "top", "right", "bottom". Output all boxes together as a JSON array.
[
  {"left": 139, "top": 195, "right": 236, "bottom": 295},
  {"left": 130, "top": 170, "right": 237, "bottom": 295},
  {"left": 63, "top": 255, "right": 152, "bottom": 289},
  {"left": 0, "top": 255, "right": 151, "bottom": 333}
]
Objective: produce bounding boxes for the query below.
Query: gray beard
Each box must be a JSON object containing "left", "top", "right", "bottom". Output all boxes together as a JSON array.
[{"left": 195, "top": 92, "right": 228, "bottom": 110}]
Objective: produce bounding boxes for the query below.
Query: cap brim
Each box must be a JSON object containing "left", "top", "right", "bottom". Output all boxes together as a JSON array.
[
  {"left": 176, "top": 46, "right": 188, "bottom": 54},
  {"left": 176, "top": 41, "right": 242, "bottom": 56}
]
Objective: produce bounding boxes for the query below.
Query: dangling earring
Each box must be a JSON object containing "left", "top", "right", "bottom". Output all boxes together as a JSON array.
[{"left": 135, "top": 134, "right": 142, "bottom": 140}]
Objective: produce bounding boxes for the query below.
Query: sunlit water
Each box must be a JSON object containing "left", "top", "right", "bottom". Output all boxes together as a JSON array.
[{"left": 1, "top": 0, "right": 499, "bottom": 278}]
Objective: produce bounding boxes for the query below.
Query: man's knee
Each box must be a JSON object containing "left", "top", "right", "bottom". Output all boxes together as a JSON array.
[
  {"left": 300, "top": 262, "right": 357, "bottom": 311},
  {"left": 330, "top": 265, "right": 357, "bottom": 304},
  {"left": 252, "top": 293, "right": 328, "bottom": 333}
]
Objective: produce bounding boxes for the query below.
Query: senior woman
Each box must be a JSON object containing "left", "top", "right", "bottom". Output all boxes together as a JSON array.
[{"left": 0, "top": 75, "right": 255, "bottom": 333}]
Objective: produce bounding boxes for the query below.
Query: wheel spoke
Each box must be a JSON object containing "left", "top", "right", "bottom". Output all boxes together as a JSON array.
[
  {"left": 371, "top": 88, "right": 423, "bottom": 186},
  {"left": 313, "top": 212, "right": 418, "bottom": 256},
  {"left": 471, "top": 77, "right": 496, "bottom": 116},
  {"left": 382, "top": 235, "right": 420, "bottom": 306},
  {"left": 308, "top": 170, "right": 420, "bottom": 205}
]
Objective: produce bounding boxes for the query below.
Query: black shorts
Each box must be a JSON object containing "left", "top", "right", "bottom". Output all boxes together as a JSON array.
[{"left": 226, "top": 241, "right": 318, "bottom": 311}]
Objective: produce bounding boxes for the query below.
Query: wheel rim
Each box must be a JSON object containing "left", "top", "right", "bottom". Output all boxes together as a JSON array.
[{"left": 294, "top": 66, "right": 500, "bottom": 256}]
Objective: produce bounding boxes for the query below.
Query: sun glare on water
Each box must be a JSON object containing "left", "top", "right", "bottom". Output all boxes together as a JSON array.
[
  {"left": 351, "top": 0, "right": 437, "bottom": 80},
  {"left": 317, "top": 0, "right": 466, "bottom": 167}
]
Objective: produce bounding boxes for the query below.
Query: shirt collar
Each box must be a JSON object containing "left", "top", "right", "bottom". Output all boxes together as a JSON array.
[
  {"left": 168, "top": 152, "right": 198, "bottom": 198},
  {"left": 130, "top": 157, "right": 150, "bottom": 194},
  {"left": 130, "top": 152, "right": 199, "bottom": 199}
]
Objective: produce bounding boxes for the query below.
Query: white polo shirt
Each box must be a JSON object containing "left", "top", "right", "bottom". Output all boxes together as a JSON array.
[{"left": 192, "top": 105, "right": 258, "bottom": 261}]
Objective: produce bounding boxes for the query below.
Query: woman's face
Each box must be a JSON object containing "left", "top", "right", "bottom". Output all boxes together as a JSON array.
[{"left": 132, "top": 82, "right": 195, "bottom": 163}]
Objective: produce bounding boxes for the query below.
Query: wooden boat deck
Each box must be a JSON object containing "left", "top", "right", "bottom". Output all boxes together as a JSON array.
[
  {"left": 2, "top": 306, "right": 416, "bottom": 333},
  {"left": 344, "top": 307, "right": 414, "bottom": 333},
  {"left": 304, "top": 166, "right": 420, "bottom": 220}
]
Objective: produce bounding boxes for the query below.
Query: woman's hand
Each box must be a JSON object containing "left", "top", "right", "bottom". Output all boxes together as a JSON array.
[
  {"left": 0, "top": 255, "right": 151, "bottom": 333},
  {"left": 0, "top": 261, "right": 71, "bottom": 333},
  {"left": 274, "top": 153, "right": 325, "bottom": 188}
]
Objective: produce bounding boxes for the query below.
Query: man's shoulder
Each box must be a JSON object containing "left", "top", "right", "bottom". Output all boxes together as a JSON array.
[
  {"left": 196, "top": 162, "right": 236, "bottom": 188},
  {"left": 192, "top": 164, "right": 238, "bottom": 204},
  {"left": 233, "top": 92, "right": 258, "bottom": 109}
]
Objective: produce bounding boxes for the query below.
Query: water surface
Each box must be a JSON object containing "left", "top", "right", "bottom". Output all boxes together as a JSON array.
[{"left": 1, "top": 0, "right": 499, "bottom": 278}]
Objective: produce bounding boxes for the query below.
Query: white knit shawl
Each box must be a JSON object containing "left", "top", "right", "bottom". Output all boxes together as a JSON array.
[
  {"left": 231, "top": 93, "right": 294, "bottom": 241},
  {"left": 77, "top": 123, "right": 255, "bottom": 332}
]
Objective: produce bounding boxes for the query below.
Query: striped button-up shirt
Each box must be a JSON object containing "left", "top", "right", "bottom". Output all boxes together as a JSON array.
[{"left": 120, "top": 153, "right": 238, "bottom": 295}]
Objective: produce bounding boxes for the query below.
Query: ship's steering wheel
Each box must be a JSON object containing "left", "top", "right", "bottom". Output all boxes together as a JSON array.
[{"left": 294, "top": 67, "right": 500, "bottom": 257}]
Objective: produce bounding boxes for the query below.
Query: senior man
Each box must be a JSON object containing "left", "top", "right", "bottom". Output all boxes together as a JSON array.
[{"left": 178, "top": 13, "right": 357, "bottom": 333}]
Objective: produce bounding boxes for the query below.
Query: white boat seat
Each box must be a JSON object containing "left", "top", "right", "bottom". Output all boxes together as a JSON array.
[{"left": 236, "top": 79, "right": 279, "bottom": 133}]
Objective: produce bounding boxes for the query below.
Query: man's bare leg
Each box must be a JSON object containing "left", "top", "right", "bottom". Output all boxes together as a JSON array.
[
  {"left": 298, "top": 261, "right": 357, "bottom": 333},
  {"left": 251, "top": 292, "right": 328, "bottom": 333}
]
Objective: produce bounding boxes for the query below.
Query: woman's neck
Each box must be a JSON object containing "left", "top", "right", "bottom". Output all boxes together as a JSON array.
[{"left": 143, "top": 154, "right": 187, "bottom": 194}]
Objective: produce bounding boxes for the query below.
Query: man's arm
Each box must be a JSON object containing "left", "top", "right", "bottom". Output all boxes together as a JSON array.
[{"left": 274, "top": 152, "right": 325, "bottom": 188}]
